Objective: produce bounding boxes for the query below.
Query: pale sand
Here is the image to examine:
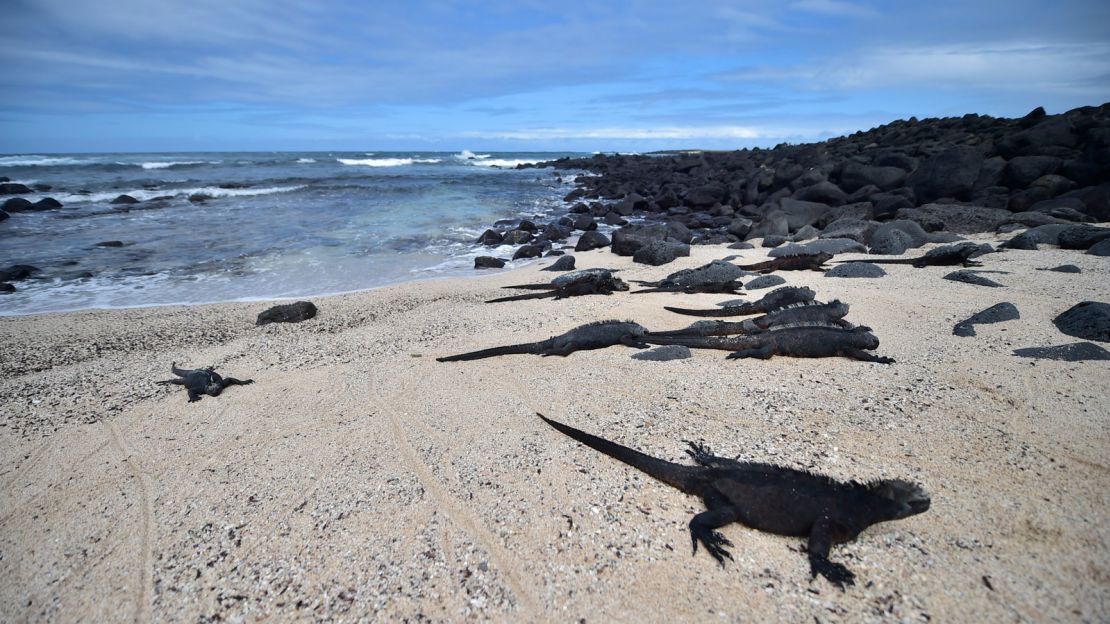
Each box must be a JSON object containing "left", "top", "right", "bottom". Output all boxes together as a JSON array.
[{"left": 1, "top": 237, "right": 1108, "bottom": 622}]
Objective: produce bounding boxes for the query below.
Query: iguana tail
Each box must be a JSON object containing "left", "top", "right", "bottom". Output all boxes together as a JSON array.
[
  {"left": 630, "top": 286, "right": 677, "bottom": 294},
  {"left": 647, "top": 321, "right": 750, "bottom": 338},
  {"left": 664, "top": 305, "right": 754, "bottom": 317},
  {"left": 500, "top": 283, "right": 559, "bottom": 290},
  {"left": 436, "top": 342, "right": 543, "bottom": 361},
  {"left": 538, "top": 414, "right": 701, "bottom": 494},
  {"left": 170, "top": 361, "right": 190, "bottom": 377},
  {"left": 485, "top": 291, "right": 557, "bottom": 303},
  {"left": 836, "top": 258, "right": 915, "bottom": 264}
]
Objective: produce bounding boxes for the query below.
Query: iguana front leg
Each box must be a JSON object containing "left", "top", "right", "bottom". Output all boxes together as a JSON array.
[
  {"left": 155, "top": 378, "right": 185, "bottom": 386},
  {"left": 187, "top": 388, "right": 202, "bottom": 402},
  {"left": 807, "top": 517, "right": 856, "bottom": 589},
  {"left": 843, "top": 348, "right": 895, "bottom": 364}
]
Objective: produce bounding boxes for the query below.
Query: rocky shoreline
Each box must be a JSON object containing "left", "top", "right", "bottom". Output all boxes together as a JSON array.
[{"left": 464, "top": 104, "right": 1110, "bottom": 268}]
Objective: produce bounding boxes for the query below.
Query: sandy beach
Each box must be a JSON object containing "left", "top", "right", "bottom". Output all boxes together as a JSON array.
[{"left": 1, "top": 237, "right": 1107, "bottom": 622}]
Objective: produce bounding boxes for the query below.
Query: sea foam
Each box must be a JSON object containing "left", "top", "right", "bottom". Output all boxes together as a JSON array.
[{"left": 337, "top": 158, "right": 443, "bottom": 167}]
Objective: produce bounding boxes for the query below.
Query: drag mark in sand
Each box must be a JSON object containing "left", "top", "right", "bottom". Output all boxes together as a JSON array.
[
  {"left": 103, "top": 419, "right": 154, "bottom": 624},
  {"left": 361, "top": 376, "right": 540, "bottom": 617}
]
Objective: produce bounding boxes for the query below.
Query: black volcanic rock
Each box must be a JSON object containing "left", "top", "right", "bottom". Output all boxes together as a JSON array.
[
  {"left": 111, "top": 194, "right": 140, "bottom": 205},
  {"left": 745, "top": 274, "right": 786, "bottom": 290},
  {"left": 257, "top": 301, "right": 317, "bottom": 326},
  {"left": 1053, "top": 301, "right": 1110, "bottom": 342},
  {"left": 474, "top": 256, "right": 506, "bottom": 269},
  {"left": 0, "top": 183, "right": 32, "bottom": 195},
  {"left": 838, "top": 161, "right": 907, "bottom": 192},
  {"left": 0, "top": 264, "right": 39, "bottom": 282},
  {"left": 632, "top": 239, "right": 689, "bottom": 265},
  {"left": 909, "top": 146, "right": 983, "bottom": 202},
  {"left": 574, "top": 231, "right": 610, "bottom": 252},
  {"left": 1057, "top": 225, "right": 1110, "bottom": 250},
  {"left": 1088, "top": 239, "right": 1110, "bottom": 256},
  {"left": 513, "top": 244, "right": 545, "bottom": 259},
  {"left": 825, "top": 262, "right": 886, "bottom": 278},
  {"left": 2, "top": 197, "right": 33, "bottom": 212},
  {"left": 476, "top": 229, "right": 503, "bottom": 246},
  {"left": 542, "top": 255, "right": 576, "bottom": 271}
]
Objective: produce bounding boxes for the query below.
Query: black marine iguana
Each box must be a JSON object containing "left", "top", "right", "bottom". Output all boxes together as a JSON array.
[
  {"left": 487, "top": 268, "right": 628, "bottom": 303},
  {"left": 664, "top": 286, "right": 816, "bottom": 318},
  {"left": 156, "top": 362, "right": 254, "bottom": 402},
  {"left": 838, "top": 242, "right": 984, "bottom": 268},
  {"left": 538, "top": 414, "right": 930, "bottom": 587},
  {"left": 631, "top": 260, "right": 749, "bottom": 295},
  {"left": 646, "top": 323, "right": 895, "bottom": 363},
  {"left": 436, "top": 320, "right": 649, "bottom": 361},
  {"left": 648, "top": 300, "right": 850, "bottom": 338},
  {"left": 735, "top": 252, "right": 832, "bottom": 273}
]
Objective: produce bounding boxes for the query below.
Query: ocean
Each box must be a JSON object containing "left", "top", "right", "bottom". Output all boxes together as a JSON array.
[{"left": 0, "top": 151, "right": 587, "bottom": 316}]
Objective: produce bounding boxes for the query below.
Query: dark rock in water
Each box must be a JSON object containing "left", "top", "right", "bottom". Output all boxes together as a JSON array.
[
  {"left": 1053, "top": 302, "right": 1110, "bottom": 342},
  {"left": 572, "top": 214, "right": 598, "bottom": 231},
  {"left": 633, "top": 239, "right": 689, "bottom": 266},
  {"left": 542, "top": 255, "right": 576, "bottom": 271},
  {"left": 0, "top": 264, "right": 39, "bottom": 282},
  {"left": 1087, "top": 239, "right": 1110, "bottom": 256},
  {"left": 1013, "top": 342, "right": 1110, "bottom": 361},
  {"left": 0, "top": 283, "right": 14, "bottom": 293},
  {"left": 954, "top": 302, "right": 1019, "bottom": 337},
  {"left": 476, "top": 229, "right": 503, "bottom": 246},
  {"left": 1002, "top": 232, "right": 1038, "bottom": 250},
  {"left": 631, "top": 345, "right": 693, "bottom": 361},
  {"left": 474, "top": 256, "right": 506, "bottom": 269},
  {"left": 574, "top": 231, "right": 611, "bottom": 252},
  {"left": 502, "top": 229, "right": 534, "bottom": 245},
  {"left": 32, "top": 197, "right": 63, "bottom": 210},
  {"left": 111, "top": 194, "right": 140, "bottom": 205},
  {"left": 513, "top": 244, "right": 545, "bottom": 260},
  {"left": 762, "top": 235, "right": 787, "bottom": 248},
  {"left": 945, "top": 270, "right": 1005, "bottom": 288},
  {"left": 188, "top": 193, "right": 213, "bottom": 203},
  {"left": 770, "top": 238, "right": 866, "bottom": 257},
  {"left": 909, "top": 146, "right": 983, "bottom": 202},
  {"left": 0, "top": 182, "right": 32, "bottom": 195},
  {"left": 0, "top": 209, "right": 8, "bottom": 221},
  {"left": 2, "top": 197, "right": 32, "bottom": 212},
  {"left": 1057, "top": 225, "right": 1110, "bottom": 250},
  {"left": 745, "top": 274, "right": 786, "bottom": 290},
  {"left": 96, "top": 240, "right": 125, "bottom": 248},
  {"left": 727, "top": 241, "right": 755, "bottom": 250},
  {"left": 257, "top": 301, "right": 318, "bottom": 326},
  {"left": 603, "top": 212, "right": 627, "bottom": 226},
  {"left": 1040, "top": 264, "right": 1081, "bottom": 273},
  {"left": 518, "top": 219, "right": 537, "bottom": 232},
  {"left": 825, "top": 263, "right": 886, "bottom": 278}
]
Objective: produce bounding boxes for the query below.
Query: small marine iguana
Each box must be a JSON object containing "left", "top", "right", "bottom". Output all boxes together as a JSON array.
[
  {"left": 648, "top": 300, "right": 850, "bottom": 338},
  {"left": 436, "top": 320, "right": 649, "bottom": 361},
  {"left": 665, "top": 286, "right": 817, "bottom": 318},
  {"left": 156, "top": 362, "right": 254, "bottom": 402},
  {"left": 838, "top": 242, "right": 983, "bottom": 268},
  {"left": 487, "top": 268, "right": 628, "bottom": 303},
  {"left": 646, "top": 323, "right": 895, "bottom": 363},
  {"left": 735, "top": 252, "right": 832, "bottom": 273},
  {"left": 631, "top": 260, "right": 749, "bottom": 295},
  {"left": 538, "top": 414, "right": 930, "bottom": 587}
]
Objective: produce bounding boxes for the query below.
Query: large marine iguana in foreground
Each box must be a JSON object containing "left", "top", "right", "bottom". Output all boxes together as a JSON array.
[
  {"left": 436, "top": 320, "right": 649, "bottom": 361},
  {"left": 837, "top": 242, "right": 984, "bottom": 268},
  {"left": 735, "top": 252, "right": 832, "bottom": 273},
  {"left": 538, "top": 414, "right": 930, "bottom": 588},
  {"left": 631, "top": 260, "right": 749, "bottom": 294},
  {"left": 156, "top": 362, "right": 254, "bottom": 402},
  {"left": 664, "top": 286, "right": 816, "bottom": 317},
  {"left": 487, "top": 268, "right": 628, "bottom": 303},
  {"left": 648, "top": 300, "right": 850, "bottom": 338},
  {"left": 646, "top": 323, "right": 895, "bottom": 363}
]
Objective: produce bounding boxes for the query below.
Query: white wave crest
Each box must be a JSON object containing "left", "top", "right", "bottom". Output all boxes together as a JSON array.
[
  {"left": 139, "top": 161, "right": 206, "bottom": 169},
  {"left": 296, "top": 158, "right": 317, "bottom": 163},
  {"left": 56, "top": 184, "right": 306, "bottom": 204},
  {"left": 0, "top": 155, "right": 98, "bottom": 167},
  {"left": 470, "top": 158, "right": 541, "bottom": 168},
  {"left": 455, "top": 150, "right": 491, "bottom": 160},
  {"left": 337, "top": 157, "right": 442, "bottom": 167}
]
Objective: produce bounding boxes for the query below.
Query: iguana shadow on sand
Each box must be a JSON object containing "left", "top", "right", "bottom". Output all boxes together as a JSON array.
[{"left": 539, "top": 414, "right": 930, "bottom": 589}]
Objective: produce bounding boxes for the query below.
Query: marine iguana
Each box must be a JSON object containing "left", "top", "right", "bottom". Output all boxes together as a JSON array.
[
  {"left": 155, "top": 362, "right": 254, "bottom": 402},
  {"left": 631, "top": 260, "right": 749, "bottom": 295},
  {"left": 664, "top": 286, "right": 817, "bottom": 317},
  {"left": 734, "top": 252, "right": 832, "bottom": 273},
  {"left": 838, "top": 242, "right": 984, "bottom": 268},
  {"left": 648, "top": 300, "right": 850, "bottom": 338},
  {"left": 537, "top": 414, "right": 930, "bottom": 587},
  {"left": 645, "top": 323, "right": 895, "bottom": 363},
  {"left": 436, "top": 320, "right": 649, "bottom": 361},
  {"left": 487, "top": 268, "right": 628, "bottom": 303}
]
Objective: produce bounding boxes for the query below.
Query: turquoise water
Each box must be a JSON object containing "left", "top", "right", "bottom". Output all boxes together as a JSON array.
[{"left": 0, "top": 151, "right": 584, "bottom": 315}]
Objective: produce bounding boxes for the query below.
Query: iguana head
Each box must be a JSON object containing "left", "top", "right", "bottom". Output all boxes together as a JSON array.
[
  {"left": 849, "top": 326, "right": 880, "bottom": 350},
  {"left": 868, "top": 479, "right": 931, "bottom": 520}
]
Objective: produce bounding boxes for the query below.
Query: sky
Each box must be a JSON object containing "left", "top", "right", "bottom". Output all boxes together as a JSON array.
[{"left": 1, "top": 0, "right": 1108, "bottom": 153}]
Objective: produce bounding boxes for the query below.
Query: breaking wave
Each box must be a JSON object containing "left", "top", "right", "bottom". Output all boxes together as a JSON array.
[{"left": 337, "top": 157, "right": 443, "bottom": 167}]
